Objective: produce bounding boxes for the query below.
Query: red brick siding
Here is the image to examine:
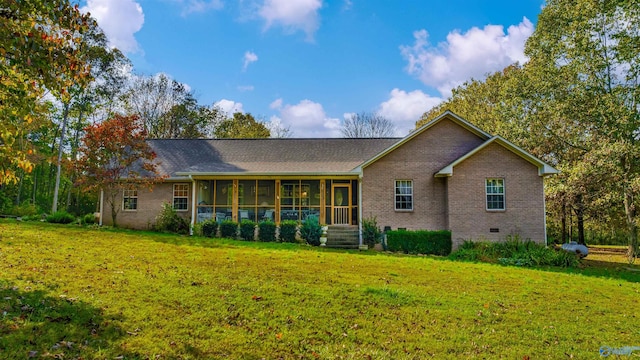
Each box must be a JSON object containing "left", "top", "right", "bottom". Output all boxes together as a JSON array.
[
  {"left": 362, "top": 118, "right": 485, "bottom": 231},
  {"left": 102, "top": 182, "right": 191, "bottom": 229},
  {"left": 447, "top": 142, "right": 545, "bottom": 249}
]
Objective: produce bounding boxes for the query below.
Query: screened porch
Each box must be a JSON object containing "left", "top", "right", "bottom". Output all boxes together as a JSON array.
[{"left": 194, "top": 179, "right": 359, "bottom": 226}]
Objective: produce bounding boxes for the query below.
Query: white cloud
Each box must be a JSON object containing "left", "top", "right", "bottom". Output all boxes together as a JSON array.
[
  {"left": 377, "top": 89, "right": 442, "bottom": 136},
  {"left": 215, "top": 99, "right": 244, "bottom": 115},
  {"left": 271, "top": 99, "right": 340, "bottom": 137},
  {"left": 243, "top": 51, "right": 258, "bottom": 71},
  {"left": 171, "top": 0, "right": 224, "bottom": 16},
  {"left": 269, "top": 98, "right": 283, "bottom": 109},
  {"left": 259, "top": 0, "right": 323, "bottom": 40},
  {"left": 401, "top": 17, "right": 534, "bottom": 97},
  {"left": 82, "top": 0, "right": 145, "bottom": 53}
]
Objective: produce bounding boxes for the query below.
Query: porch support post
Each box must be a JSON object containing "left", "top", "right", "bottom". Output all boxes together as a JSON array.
[
  {"left": 358, "top": 176, "right": 363, "bottom": 247},
  {"left": 190, "top": 176, "right": 196, "bottom": 235}
]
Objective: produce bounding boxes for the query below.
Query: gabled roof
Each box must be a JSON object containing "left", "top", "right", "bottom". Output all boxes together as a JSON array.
[
  {"left": 148, "top": 138, "right": 399, "bottom": 179},
  {"left": 357, "top": 110, "right": 491, "bottom": 171},
  {"left": 435, "top": 136, "right": 559, "bottom": 177}
]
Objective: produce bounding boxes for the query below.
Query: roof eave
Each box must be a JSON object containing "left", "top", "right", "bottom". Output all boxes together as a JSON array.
[
  {"left": 434, "top": 136, "right": 559, "bottom": 177},
  {"left": 175, "top": 171, "right": 360, "bottom": 177}
]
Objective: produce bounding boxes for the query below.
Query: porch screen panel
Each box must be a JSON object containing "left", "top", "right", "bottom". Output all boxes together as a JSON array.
[
  {"left": 324, "top": 180, "right": 332, "bottom": 224},
  {"left": 239, "top": 180, "right": 256, "bottom": 221},
  {"left": 257, "top": 180, "right": 275, "bottom": 222},
  {"left": 215, "top": 180, "right": 233, "bottom": 222},
  {"left": 196, "top": 180, "right": 214, "bottom": 223},
  {"left": 351, "top": 180, "right": 358, "bottom": 225},
  {"left": 280, "top": 180, "right": 299, "bottom": 221},
  {"left": 304, "top": 180, "right": 321, "bottom": 222}
]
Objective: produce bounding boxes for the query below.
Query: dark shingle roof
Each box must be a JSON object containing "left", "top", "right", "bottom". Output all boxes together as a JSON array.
[{"left": 148, "top": 138, "right": 400, "bottom": 178}]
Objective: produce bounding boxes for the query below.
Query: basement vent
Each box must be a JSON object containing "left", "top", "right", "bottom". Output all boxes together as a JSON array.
[{"left": 489, "top": 228, "right": 499, "bottom": 233}]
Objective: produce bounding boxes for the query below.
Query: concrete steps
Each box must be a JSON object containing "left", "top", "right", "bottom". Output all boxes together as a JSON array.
[{"left": 326, "top": 225, "right": 359, "bottom": 249}]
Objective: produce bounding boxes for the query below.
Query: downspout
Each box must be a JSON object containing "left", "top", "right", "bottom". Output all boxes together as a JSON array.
[
  {"left": 99, "top": 189, "right": 104, "bottom": 226},
  {"left": 190, "top": 175, "right": 196, "bottom": 236},
  {"left": 358, "top": 174, "right": 363, "bottom": 247}
]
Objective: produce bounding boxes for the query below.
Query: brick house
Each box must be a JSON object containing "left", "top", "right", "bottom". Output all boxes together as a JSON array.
[{"left": 100, "top": 111, "right": 557, "bottom": 248}]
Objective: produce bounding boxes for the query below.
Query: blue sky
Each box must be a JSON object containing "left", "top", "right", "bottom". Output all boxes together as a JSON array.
[{"left": 81, "top": 0, "right": 544, "bottom": 137}]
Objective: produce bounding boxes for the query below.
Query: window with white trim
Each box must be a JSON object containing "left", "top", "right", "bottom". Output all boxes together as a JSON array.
[
  {"left": 486, "top": 178, "right": 505, "bottom": 210},
  {"left": 173, "top": 184, "right": 189, "bottom": 211},
  {"left": 395, "top": 180, "right": 413, "bottom": 211},
  {"left": 123, "top": 189, "right": 138, "bottom": 211}
]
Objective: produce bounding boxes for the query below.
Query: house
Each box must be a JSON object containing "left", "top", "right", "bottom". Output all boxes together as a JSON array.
[{"left": 99, "top": 111, "right": 558, "bottom": 248}]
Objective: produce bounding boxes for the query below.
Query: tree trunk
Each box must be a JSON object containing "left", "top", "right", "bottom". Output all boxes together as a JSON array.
[
  {"left": 52, "top": 102, "right": 70, "bottom": 213},
  {"left": 575, "top": 194, "right": 585, "bottom": 245},
  {"left": 623, "top": 188, "right": 638, "bottom": 262},
  {"left": 561, "top": 200, "right": 567, "bottom": 243}
]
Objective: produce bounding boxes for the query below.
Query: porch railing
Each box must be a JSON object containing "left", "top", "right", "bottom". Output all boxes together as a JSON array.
[{"left": 333, "top": 206, "right": 350, "bottom": 225}]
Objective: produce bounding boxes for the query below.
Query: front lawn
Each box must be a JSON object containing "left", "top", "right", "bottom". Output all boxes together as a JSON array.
[{"left": 0, "top": 221, "right": 638, "bottom": 359}]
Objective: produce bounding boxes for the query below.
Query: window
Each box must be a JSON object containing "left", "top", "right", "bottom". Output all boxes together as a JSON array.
[
  {"left": 173, "top": 184, "right": 189, "bottom": 211},
  {"left": 123, "top": 189, "right": 138, "bottom": 211},
  {"left": 486, "top": 178, "right": 505, "bottom": 210},
  {"left": 395, "top": 180, "right": 413, "bottom": 211}
]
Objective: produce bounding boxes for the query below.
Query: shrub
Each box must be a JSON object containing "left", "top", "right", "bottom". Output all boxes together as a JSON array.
[
  {"left": 300, "top": 216, "right": 322, "bottom": 246},
  {"left": 449, "top": 237, "right": 580, "bottom": 268},
  {"left": 386, "top": 229, "right": 452, "bottom": 256},
  {"left": 82, "top": 213, "right": 96, "bottom": 225},
  {"left": 220, "top": 220, "right": 238, "bottom": 239},
  {"left": 46, "top": 211, "right": 76, "bottom": 224},
  {"left": 362, "top": 216, "right": 382, "bottom": 248},
  {"left": 201, "top": 220, "right": 218, "bottom": 238},
  {"left": 7, "top": 203, "right": 39, "bottom": 217},
  {"left": 154, "top": 203, "right": 189, "bottom": 234},
  {"left": 239, "top": 219, "right": 256, "bottom": 241},
  {"left": 258, "top": 221, "right": 276, "bottom": 242},
  {"left": 279, "top": 220, "right": 298, "bottom": 243}
]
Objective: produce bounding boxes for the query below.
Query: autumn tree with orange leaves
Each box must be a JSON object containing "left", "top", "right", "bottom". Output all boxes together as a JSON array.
[{"left": 74, "top": 115, "right": 164, "bottom": 227}]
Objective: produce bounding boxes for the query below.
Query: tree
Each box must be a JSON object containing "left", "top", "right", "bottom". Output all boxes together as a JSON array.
[
  {"left": 0, "top": 1, "right": 94, "bottom": 185},
  {"left": 525, "top": 0, "right": 640, "bottom": 261},
  {"left": 214, "top": 113, "right": 271, "bottom": 138},
  {"left": 74, "top": 115, "right": 164, "bottom": 227},
  {"left": 341, "top": 112, "right": 396, "bottom": 138}
]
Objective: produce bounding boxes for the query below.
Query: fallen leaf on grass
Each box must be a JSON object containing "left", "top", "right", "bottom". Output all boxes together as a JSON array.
[{"left": 252, "top": 295, "right": 262, "bottom": 301}]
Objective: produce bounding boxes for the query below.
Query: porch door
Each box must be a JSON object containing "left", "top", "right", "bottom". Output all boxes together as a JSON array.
[{"left": 332, "top": 185, "right": 351, "bottom": 225}]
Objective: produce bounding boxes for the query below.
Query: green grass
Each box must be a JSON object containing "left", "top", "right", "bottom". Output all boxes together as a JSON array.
[{"left": 0, "top": 220, "right": 639, "bottom": 359}]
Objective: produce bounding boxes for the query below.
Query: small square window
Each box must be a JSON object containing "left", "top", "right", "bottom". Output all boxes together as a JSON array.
[{"left": 486, "top": 178, "right": 505, "bottom": 210}]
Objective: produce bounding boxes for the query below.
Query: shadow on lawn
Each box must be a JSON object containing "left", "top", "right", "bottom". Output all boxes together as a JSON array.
[{"left": 0, "top": 282, "right": 142, "bottom": 359}]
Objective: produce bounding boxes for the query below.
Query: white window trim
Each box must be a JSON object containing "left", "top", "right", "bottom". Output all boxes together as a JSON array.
[
  {"left": 122, "top": 189, "right": 138, "bottom": 211},
  {"left": 173, "top": 183, "right": 189, "bottom": 212},
  {"left": 486, "top": 178, "right": 505, "bottom": 211},
  {"left": 394, "top": 179, "right": 413, "bottom": 211}
]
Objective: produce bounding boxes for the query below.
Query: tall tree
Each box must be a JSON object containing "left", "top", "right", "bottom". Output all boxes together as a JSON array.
[
  {"left": 0, "top": 1, "right": 94, "bottom": 185},
  {"left": 341, "top": 112, "right": 396, "bottom": 138},
  {"left": 74, "top": 115, "right": 163, "bottom": 227},
  {"left": 525, "top": 0, "right": 640, "bottom": 261},
  {"left": 214, "top": 113, "right": 271, "bottom": 138}
]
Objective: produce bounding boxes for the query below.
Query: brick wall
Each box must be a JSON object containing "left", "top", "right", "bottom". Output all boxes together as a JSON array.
[
  {"left": 447, "top": 142, "right": 545, "bottom": 249},
  {"left": 362, "top": 118, "right": 485, "bottom": 231},
  {"left": 101, "top": 182, "right": 191, "bottom": 229}
]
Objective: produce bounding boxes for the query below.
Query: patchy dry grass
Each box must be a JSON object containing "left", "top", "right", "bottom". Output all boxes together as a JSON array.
[{"left": 0, "top": 220, "right": 638, "bottom": 359}]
